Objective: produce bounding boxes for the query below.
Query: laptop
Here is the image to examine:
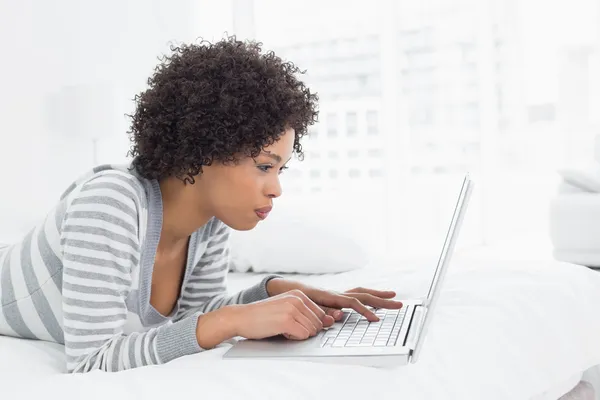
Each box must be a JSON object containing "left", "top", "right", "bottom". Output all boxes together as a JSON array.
[{"left": 223, "top": 174, "right": 473, "bottom": 368}]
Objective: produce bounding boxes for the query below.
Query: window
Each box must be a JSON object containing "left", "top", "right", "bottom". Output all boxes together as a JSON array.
[
  {"left": 369, "top": 169, "right": 384, "bottom": 178},
  {"left": 327, "top": 113, "right": 338, "bottom": 137},
  {"left": 249, "top": 0, "right": 599, "bottom": 255},
  {"left": 346, "top": 111, "right": 358, "bottom": 136},
  {"left": 348, "top": 169, "right": 361, "bottom": 178},
  {"left": 368, "top": 148, "right": 383, "bottom": 158},
  {"left": 14, "top": 0, "right": 596, "bottom": 271},
  {"left": 527, "top": 104, "right": 556, "bottom": 123},
  {"left": 357, "top": 74, "right": 368, "bottom": 87},
  {"left": 288, "top": 169, "right": 302, "bottom": 179},
  {"left": 366, "top": 110, "right": 379, "bottom": 135}
]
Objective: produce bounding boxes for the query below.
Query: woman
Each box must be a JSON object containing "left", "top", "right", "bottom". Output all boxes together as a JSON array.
[{"left": 0, "top": 37, "right": 402, "bottom": 373}]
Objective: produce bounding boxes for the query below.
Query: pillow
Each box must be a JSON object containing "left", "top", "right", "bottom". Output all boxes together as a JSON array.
[
  {"left": 550, "top": 192, "right": 600, "bottom": 266},
  {"left": 557, "top": 164, "right": 600, "bottom": 193},
  {"left": 228, "top": 195, "right": 369, "bottom": 274}
]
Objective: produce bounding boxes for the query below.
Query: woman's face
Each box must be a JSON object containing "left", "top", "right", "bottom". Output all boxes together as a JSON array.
[{"left": 198, "top": 128, "right": 295, "bottom": 231}]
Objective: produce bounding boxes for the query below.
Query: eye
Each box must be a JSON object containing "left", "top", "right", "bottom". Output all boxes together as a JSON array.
[
  {"left": 257, "top": 165, "right": 273, "bottom": 173},
  {"left": 257, "top": 164, "right": 289, "bottom": 174}
]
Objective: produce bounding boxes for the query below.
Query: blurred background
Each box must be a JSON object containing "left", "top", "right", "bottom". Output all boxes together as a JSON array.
[{"left": 1, "top": 0, "right": 599, "bottom": 264}]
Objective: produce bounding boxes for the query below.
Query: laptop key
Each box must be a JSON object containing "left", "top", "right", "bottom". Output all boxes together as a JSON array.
[{"left": 346, "top": 342, "right": 374, "bottom": 347}]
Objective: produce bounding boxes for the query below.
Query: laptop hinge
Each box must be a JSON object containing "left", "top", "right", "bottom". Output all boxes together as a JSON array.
[{"left": 404, "top": 305, "right": 426, "bottom": 350}]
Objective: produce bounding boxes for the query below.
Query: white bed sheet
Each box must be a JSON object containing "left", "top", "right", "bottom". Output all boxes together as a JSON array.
[
  {"left": 2, "top": 259, "right": 600, "bottom": 400},
  {"left": 582, "top": 364, "right": 600, "bottom": 400}
]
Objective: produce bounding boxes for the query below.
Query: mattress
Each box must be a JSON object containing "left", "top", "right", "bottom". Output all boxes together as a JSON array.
[
  {"left": 226, "top": 265, "right": 600, "bottom": 400},
  {"left": 3, "top": 259, "right": 600, "bottom": 400}
]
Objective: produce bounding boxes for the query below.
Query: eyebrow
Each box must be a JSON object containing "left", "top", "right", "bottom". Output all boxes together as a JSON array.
[{"left": 261, "top": 151, "right": 282, "bottom": 163}]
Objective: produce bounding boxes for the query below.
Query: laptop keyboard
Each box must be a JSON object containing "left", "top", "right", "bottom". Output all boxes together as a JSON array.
[{"left": 320, "top": 307, "right": 407, "bottom": 348}]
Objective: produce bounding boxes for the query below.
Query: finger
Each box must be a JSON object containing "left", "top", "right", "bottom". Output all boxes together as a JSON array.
[
  {"left": 283, "top": 321, "right": 310, "bottom": 340},
  {"left": 320, "top": 308, "right": 337, "bottom": 327},
  {"left": 280, "top": 294, "right": 323, "bottom": 332},
  {"left": 291, "top": 307, "right": 319, "bottom": 337},
  {"left": 283, "top": 332, "right": 304, "bottom": 341},
  {"left": 344, "top": 293, "right": 404, "bottom": 310},
  {"left": 322, "top": 307, "right": 344, "bottom": 321},
  {"left": 299, "top": 292, "right": 328, "bottom": 323},
  {"left": 281, "top": 297, "right": 321, "bottom": 335},
  {"left": 284, "top": 333, "right": 305, "bottom": 340},
  {"left": 323, "top": 315, "right": 335, "bottom": 327},
  {"left": 337, "top": 296, "right": 379, "bottom": 322},
  {"left": 296, "top": 301, "right": 324, "bottom": 333},
  {"left": 321, "top": 307, "right": 344, "bottom": 328},
  {"left": 315, "top": 293, "right": 379, "bottom": 321},
  {"left": 289, "top": 291, "right": 326, "bottom": 329},
  {"left": 279, "top": 310, "right": 310, "bottom": 340},
  {"left": 346, "top": 287, "right": 396, "bottom": 298}
]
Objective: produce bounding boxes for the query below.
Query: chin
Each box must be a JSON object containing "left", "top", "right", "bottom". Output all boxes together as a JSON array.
[{"left": 224, "top": 219, "right": 260, "bottom": 231}]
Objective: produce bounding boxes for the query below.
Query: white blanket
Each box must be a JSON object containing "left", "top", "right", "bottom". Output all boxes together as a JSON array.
[{"left": 3, "top": 260, "right": 600, "bottom": 400}]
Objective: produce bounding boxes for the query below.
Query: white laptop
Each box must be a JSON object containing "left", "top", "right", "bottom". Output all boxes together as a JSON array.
[{"left": 223, "top": 174, "right": 473, "bottom": 368}]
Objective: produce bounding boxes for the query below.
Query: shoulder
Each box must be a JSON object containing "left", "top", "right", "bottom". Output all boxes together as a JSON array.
[
  {"left": 63, "top": 164, "right": 147, "bottom": 211},
  {"left": 83, "top": 167, "right": 145, "bottom": 204},
  {"left": 61, "top": 166, "right": 149, "bottom": 241}
]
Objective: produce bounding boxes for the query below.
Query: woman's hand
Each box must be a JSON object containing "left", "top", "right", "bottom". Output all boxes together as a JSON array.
[
  {"left": 225, "top": 289, "right": 336, "bottom": 341},
  {"left": 266, "top": 279, "right": 403, "bottom": 322}
]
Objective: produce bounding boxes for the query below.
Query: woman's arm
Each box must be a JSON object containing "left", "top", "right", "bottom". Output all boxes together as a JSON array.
[{"left": 60, "top": 174, "right": 205, "bottom": 372}]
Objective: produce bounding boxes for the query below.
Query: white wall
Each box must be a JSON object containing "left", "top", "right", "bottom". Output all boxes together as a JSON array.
[{"left": 0, "top": 0, "right": 214, "bottom": 242}]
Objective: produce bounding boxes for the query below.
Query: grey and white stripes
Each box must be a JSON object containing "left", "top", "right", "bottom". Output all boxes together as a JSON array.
[{"left": 0, "top": 164, "right": 277, "bottom": 373}]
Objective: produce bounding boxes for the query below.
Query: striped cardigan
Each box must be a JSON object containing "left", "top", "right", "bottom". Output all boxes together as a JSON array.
[{"left": 0, "top": 164, "right": 276, "bottom": 373}]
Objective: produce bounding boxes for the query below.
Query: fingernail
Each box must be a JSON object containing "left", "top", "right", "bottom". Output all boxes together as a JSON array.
[{"left": 334, "top": 311, "right": 342, "bottom": 318}]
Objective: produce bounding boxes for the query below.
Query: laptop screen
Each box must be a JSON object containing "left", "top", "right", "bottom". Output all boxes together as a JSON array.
[
  {"left": 425, "top": 174, "right": 471, "bottom": 303},
  {"left": 410, "top": 174, "right": 472, "bottom": 364}
]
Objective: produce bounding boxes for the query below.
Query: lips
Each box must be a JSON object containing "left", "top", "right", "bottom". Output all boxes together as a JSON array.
[{"left": 255, "top": 206, "right": 272, "bottom": 220}]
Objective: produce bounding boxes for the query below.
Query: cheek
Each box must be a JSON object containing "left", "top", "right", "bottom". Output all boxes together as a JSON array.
[{"left": 224, "top": 170, "right": 264, "bottom": 200}]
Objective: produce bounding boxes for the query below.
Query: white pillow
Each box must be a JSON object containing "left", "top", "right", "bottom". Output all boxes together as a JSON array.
[
  {"left": 557, "top": 164, "right": 600, "bottom": 193},
  {"left": 228, "top": 196, "right": 369, "bottom": 274}
]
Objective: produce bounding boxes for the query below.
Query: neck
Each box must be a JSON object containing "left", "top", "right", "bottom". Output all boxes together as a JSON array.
[{"left": 158, "top": 176, "right": 212, "bottom": 249}]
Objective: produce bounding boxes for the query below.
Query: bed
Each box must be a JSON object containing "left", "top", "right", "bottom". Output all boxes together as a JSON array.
[{"left": 2, "top": 259, "right": 600, "bottom": 399}]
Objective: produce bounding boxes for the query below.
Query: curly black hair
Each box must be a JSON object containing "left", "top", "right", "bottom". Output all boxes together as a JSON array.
[{"left": 126, "top": 36, "right": 319, "bottom": 184}]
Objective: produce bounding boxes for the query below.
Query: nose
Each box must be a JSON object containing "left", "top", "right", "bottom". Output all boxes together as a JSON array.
[{"left": 266, "top": 176, "right": 283, "bottom": 199}]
